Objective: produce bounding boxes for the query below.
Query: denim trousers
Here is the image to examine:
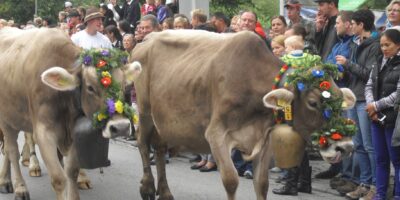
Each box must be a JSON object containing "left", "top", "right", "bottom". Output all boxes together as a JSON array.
[
  {"left": 348, "top": 102, "right": 375, "bottom": 185},
  {"left": 231, "top": 150, "right": 252, "bottom": 174},
  {"left": 371, "top": 122, "right": 400, "bottom": 198}
]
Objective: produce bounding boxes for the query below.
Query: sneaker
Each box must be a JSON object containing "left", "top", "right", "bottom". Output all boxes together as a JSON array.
[
  {"left": 359, "top": 186, "right": 376, "bottom": 200},
  {"left": 346, "top": 184, "right": 370, "bottom": 200},
  {"left": 244, "top": 170, "right": 253, "bottom": 179},
  {"left": 336, "top": 181, "right": 358, "bottom": 196},
  {"left": 270, "top": 167, "right": 282, "bottom": 173}
]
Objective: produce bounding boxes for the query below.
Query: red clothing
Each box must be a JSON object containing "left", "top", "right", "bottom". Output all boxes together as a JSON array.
[
  {"left": 141, "top": 4, "right": 156, "bottom": 15},
  {"left": 255, "top": 22, "right": 266, "bottom": 39}
]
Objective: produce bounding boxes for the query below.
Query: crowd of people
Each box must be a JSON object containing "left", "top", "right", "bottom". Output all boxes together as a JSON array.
[{"left": 1, "top": 0, "right": 400, "bottom": 199}]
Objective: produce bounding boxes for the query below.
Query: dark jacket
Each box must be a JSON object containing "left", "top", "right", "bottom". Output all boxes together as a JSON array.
[
  {"left": 315, "top": 15, "right": 338, "bottom": 61},
  {"left": 368, "top": 55, "right": 400, "bottom": 127},
  {"left": 121, "top": 0, "right": 141, "bottom": 29},
  {"left": 343, "top": 34, "right": 380, "bottom": 101}
]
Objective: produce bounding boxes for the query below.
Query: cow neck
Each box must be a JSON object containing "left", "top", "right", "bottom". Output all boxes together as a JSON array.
[{"left": 272, "top": 64, "right": 295, "bottom": 126}]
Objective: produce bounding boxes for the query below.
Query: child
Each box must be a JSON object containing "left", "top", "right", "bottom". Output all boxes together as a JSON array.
[{"left": 282, "top": 35, "right": 321, "bottom": 68}]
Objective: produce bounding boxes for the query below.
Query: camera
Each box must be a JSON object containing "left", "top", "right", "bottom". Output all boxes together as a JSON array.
[{"left": 377, "top": 113, "right": 386, "bottom": 125}]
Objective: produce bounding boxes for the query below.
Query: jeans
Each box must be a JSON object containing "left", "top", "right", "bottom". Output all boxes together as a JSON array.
[
  {"left": 232, "top": 150, "right": 252, "bottom": 175},
  {"left": 371, "top": 122, "right": 400, "bottom": 198},
  {"left": 201, "top": 154, "right": 215, "bottom": 163},
  {"left": 348, "top": 102, "right": 375, "bottom": 185}
]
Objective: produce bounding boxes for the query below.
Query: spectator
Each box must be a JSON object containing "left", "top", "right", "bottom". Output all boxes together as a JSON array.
[
  {"left": 140, "top": 14, "right": 159, "bottom": 37},
  {"left": 0, "top": 19, "right": 8, "bottom": 29},
  {"left": 122, "top": 33, "right": 136, "bottom": 53},
  {"left": 77, "top": 6, "right": 86, "bottom": 24},
  {"left": 68, "top": 9, "right": 82, "bottom": 36},
  {"left": 100, "top": 4, "right": 117, "bottom": 28},
  {"left": 71, "top": 8, "right": 112, "bottom": 50},
  {"left": 365, "top": 28, "right": 400, "bottom": 200},
  {"left": 269, "top": 16, "right": 287, "bottom": 38},
  {"left": 121, "top": 0, "right": 141, "bottom": 30},
  {"left": 141, "top": 0, "right": 157, "bottom": 16},
  {"left": 161, "top": 17, "right": 173, "bottom": 30},
  {"left": 271, "top": 35, "right": 286, "bottom": 57},
  {"left": 118, "top": 20, "right": 132, "bottom": 37},
  {"left": 107, "top": 0, "right": 121, "bottom": 22},
  {"left": 104, "top": 25, "right": 123, "bottom": 50},
  {"left": 229, "top": 15, "right": 240, "bottom": 32},
  {"left": 336, "top": 9, "right": 380, "bottom": 199},
  {"left": 314, "top": 0, "right": 339, "bottom": 61},
  {"left": 174, "top": 16, "right": 189, "bottom": 29},
  {"left": 387, "top": 0, "right": 400, "bottom": 29},
  {"left": 134, "top": 24, "right": 144, "bottom": 43},
  {"left": 58, "top": 11, "right": 68, "bottom": 24},
  {"left": 239, "top": 11, "right": 271, "bottom": 49},
  {"left": 64, "top": 1, "right": 73, "bottom": 13},
  {"left": 211, "top": 12, "right": 229, "bottom": 33},
  {"left": 155, "top": 0, "right": 172, "bottom": 24},
  {"left": 285, "top": 24, "right": 318, "bottom": 55},
  {"left": 34, "top": 17, "right": 42, "bottom": 28},
  {"left": 191, "top": 9, "right": 207, "bottom": 29}
]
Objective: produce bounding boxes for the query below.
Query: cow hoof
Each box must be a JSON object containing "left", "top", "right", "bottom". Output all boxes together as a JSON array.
[
  {"left": 0, "top": 182, "right": 13, "bottom": 193},
  {"left": 140, "top": 186, "right": 156, "bottom": 200},
  {"left": 158, "top": 194, "right": 174, "bottom": 200},
  {"left": 21, "top": 160, "right": 29, "bottom": 167},
  {"left": 28, "top": 168, "right": 41, "bottom": 177},
  {"left": 14, "top": 192, "right": 30, "bottom": 200},
  {"left": 78, "top": 181, "right": 92, "bottom": 190}
]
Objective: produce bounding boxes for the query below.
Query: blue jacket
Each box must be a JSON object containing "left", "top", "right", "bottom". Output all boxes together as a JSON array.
[{"left": 325, "top": 34, "right": 354, "bottom": 88}]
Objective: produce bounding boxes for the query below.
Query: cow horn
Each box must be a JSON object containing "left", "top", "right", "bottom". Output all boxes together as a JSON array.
[
  {"left": 340, "top": 88, "right": 356, "bottom": 110},
  {"left": 262, "top": 89, "right": 294, "bottom": 110}
]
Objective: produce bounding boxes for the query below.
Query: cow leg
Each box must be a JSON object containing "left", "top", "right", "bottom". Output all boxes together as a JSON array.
[
  {"left": 252, "top": 142, "right": 272, "bottom": 200},
  {"left": 77, "top": 169, "right": 92, "bottom": 190},
  {"left": 25, "top": 132, "right": 41, "bottom": 177},
  {"left": 2, "top": 127, "right": 30, "bottom": 200},
  {"left": 137, "top": 114, "right": 156, "bottom": 200},
  {"left": 20, "top": 133, "right": 30, "bottom": 167},
  {"left": 35, "top": 124, "right": 67, "bottom": 200},
  {"left": 64, "top": 145, "right": 80, "bottom": 200},
  {"left": 153, "top": 137, "right": 173, "bottom": 200},
  {"left": 0, "top": 152, "right": 13, "bottom": 194},
  {"left": 206, "top": 124, "right": 238, "bottom": 200}
]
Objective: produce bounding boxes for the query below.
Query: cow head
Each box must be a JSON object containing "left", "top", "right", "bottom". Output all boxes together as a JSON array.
[
  {"left": 263, "top": 63, "right": 356, "bottom": 167},
  {"left": 41, "top": 48, "right": 141, "bottom": 138}
]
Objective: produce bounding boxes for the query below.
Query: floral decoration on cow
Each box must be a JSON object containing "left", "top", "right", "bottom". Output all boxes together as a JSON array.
[
  {"left": 80, "top": 48, "right": 138, "bottom": 128},
  {"left": 285, "top": 62, "right": 357, "bottom": 148}
]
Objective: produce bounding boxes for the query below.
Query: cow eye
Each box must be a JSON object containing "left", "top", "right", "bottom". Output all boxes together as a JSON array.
[
  {"left": 308, "top": 100, "right": 318, "bottom": 108},
  {"left": 87, "top": 85, "right": 96, "bottom": 94}
]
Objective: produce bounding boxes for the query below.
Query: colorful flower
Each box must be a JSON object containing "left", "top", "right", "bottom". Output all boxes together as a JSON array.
[
  {"left": 133, "top": 114, "right": 139, "bottom": 124},
  {"left": 115, "top": 100, "right": 124, "bottom": 114},
  {"left": 97, "top": 113, "right": 107, "bottom": 121},
  {"left": 331, "top": 132, "right": 343, "bottom": 140},
  {"left": 107, "top": 99, "right": 115, "bottom": 115},
  {"left": 102, "top": 71, "right": 111, "bottom": 78},
  {"left": 97, "top": 60, "right": 107, "bottom": 68},
  {"left": 322, "top": 91, "right": 331, "bottom": 99},
  {"left": 323, "top": 109, "right": 332, "bottom": 119},
  {"left": 312, "top": 69, "right": 325, "bottom": 78},
  {"left": 101, "top": 50, "right": 110, "bottom": 57},
  {"left": 83, "top": 55, "right": 92, "bottom": 65},
  {"left": 319, "top": 81, "right": 331, "bottom": 90},
  {"left": 101, "top": 77, "right": 112, "bottom": 88},
  {"left": 297, "top": 82, "right": 305, "bottom": 91},
  {"left": 319, "top": 136, "right": 328, "bottom": 148}
]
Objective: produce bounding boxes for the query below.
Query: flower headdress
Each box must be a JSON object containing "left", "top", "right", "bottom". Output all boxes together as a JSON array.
[
  {"left": 285, "top": 62, "right": 357, "bottom": 148},
  {"left": 80, "top": 48, "right": 138, "bottom": 128}
]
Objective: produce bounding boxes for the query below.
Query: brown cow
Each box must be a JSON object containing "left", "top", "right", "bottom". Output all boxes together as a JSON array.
[
  {"left": 0, "top": 27, "right": 141, "bottom": 200},
  {"left": 130, "top": 30, "right": 356, "bottom": 200}
]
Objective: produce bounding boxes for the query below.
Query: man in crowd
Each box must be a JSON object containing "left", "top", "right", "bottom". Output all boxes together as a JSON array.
[
  {"left": 314, "top": 0, "right": 339, "bottom": 60},
  {"left": 191, "top": 9, "right": 207, "bottom": 29},
  {"left": 140, "top": 14, "right": 159, "bottom": 38},
  {"left": 238, "top": 11, "right": 271, "bottom": 49},
  {"left": 211, "top": 12, "right": 230, "bottom": 33}
]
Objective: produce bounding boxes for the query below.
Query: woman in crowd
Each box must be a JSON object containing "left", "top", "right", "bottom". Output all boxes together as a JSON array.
[
  {"left": 365, "top": 28, "right": 400, "bottom": 200},
  {"left": 104, "top": 25, "right": 123, "bottom": 50},
  {"left": 269, "top": 15, "right": 287, "bottom": 39},
  {"left": 161, "top": 17, "right": 174, "bottom": 30},
  {"left": 387, "top": 0, "right": 400, "bottom": 29}
]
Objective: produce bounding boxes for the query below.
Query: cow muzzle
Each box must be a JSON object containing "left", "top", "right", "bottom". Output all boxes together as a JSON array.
[
  {"left": 103, "top": 117, "right": 132, "bottom": 138},
  {"left": 319, "top": 138, "right": 353, "bottom": 164}
]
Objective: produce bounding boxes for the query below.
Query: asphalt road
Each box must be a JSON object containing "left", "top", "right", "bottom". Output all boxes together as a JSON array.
[{"left": 0, "top": 137, "right": 343, "bottom": 200}]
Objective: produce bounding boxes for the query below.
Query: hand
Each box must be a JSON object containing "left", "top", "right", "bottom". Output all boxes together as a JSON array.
[
  {"left": 315, "top": 13, "right": 327, "bottom": 32},
  {"left": 336, "top": 55, "right": 347, "bottom": 65},
  {"left": 371, "top": 113, "right": 379, "bottom": 121},
  {"left": 366, "top": 103, "right": 377, "bottom": 118}
]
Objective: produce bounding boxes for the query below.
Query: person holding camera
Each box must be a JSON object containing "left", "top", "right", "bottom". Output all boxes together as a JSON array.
[{"left": 365, "top": 28, "right": 400, "bottom": 200}]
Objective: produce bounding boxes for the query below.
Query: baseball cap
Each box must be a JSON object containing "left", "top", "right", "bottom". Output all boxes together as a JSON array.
[
  {"left": 65, "top": 1, "right": 72, "bottom": 8},
  {"left": 284, "top": 0, "right": 302, "bottom": 8}
]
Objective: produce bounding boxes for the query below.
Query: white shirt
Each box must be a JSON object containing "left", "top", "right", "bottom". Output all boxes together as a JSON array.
[{"left": 71, "top": 30, "right": 112, "bottom": 50}]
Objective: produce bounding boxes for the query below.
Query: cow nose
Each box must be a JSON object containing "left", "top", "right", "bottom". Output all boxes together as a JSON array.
[{"left": 103, "top": 118, "right": 131, "bottom": 138}]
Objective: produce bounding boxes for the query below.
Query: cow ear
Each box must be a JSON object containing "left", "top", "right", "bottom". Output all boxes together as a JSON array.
[
  {"left": 41, "top": 67, "right": 79, "bottom": 91},
  {"left": 124, "top": 61, "right": 142, "bottom": 85},
  {"left": 340, "top": 88, "right": 356, "bottom": 110},
  {"left": 263, "top": 89, "right": 294, "bottom": 110}
]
